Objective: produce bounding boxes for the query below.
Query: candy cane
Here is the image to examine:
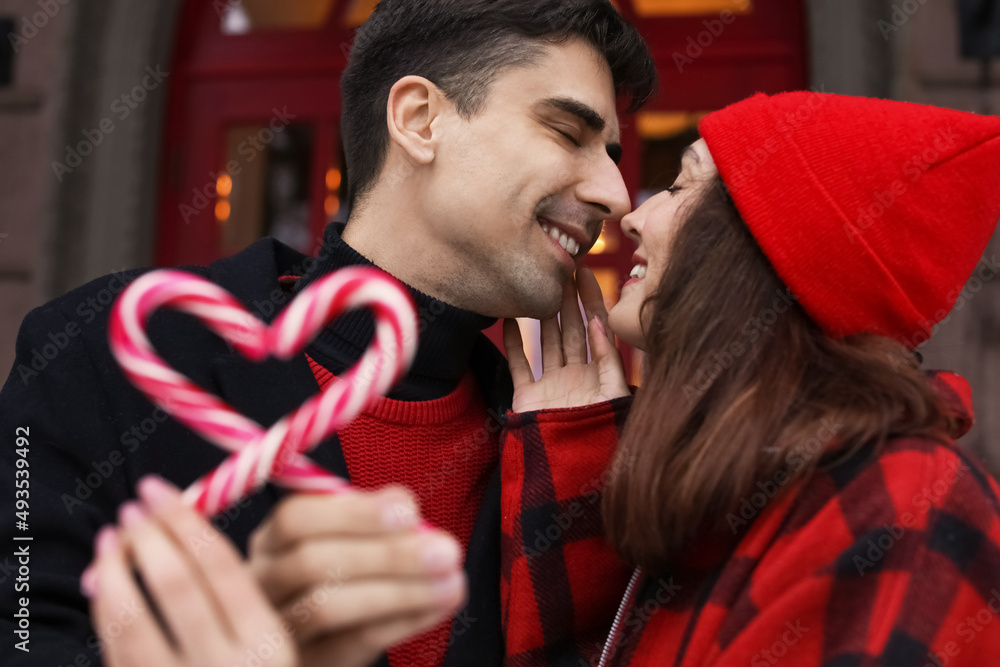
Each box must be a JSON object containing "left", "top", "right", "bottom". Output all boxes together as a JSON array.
[{"left": 109, "top": 268, "right": 419, "bottom": 518}]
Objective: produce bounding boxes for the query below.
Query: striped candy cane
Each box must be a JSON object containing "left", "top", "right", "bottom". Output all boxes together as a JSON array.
[{"left": 109, "top": 267, "right": 419, "bottom": 518}]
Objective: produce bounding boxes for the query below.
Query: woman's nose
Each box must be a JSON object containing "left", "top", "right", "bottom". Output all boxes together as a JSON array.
[{"left": 620, "top": 207, "right": 643, "bottom": 243}]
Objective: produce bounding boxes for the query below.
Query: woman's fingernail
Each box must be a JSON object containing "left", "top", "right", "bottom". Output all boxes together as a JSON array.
[
  {"left": 80, "top": 566, "right": 97, "bottom": 598},
  {"left": 95, "top": 526, "right": 119, "bottom": 558},
  {"left": 593, "top": 317, "right": 606, "bottom": 337},
  {"left": 421, "top": 534, "right": 462, "bottom": 573},
  {"left": 432, "top": 571, "right": 465, "bottom": 604},
  {"left": 118, "top": 502, "right": 146, "bottom": 529},
  {"left": 137, "top": 475, "right": 179, "bottom": 509}
]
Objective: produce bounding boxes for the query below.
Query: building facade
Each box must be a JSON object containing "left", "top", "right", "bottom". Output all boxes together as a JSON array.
[{"left": 1, "top": 0, "right": 998, "bottom": 472}]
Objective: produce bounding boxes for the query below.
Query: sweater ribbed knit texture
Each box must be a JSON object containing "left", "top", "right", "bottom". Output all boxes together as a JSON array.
[
  {"left": 308, "top": 356, "right": 498, "bottom": 667},
  {"left": 294, "top": 226, "right": 501, "bottom": 665}
]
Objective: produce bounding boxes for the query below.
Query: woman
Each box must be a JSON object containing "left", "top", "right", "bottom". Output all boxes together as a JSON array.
[{"left": 500, "top": 92, "right": 1000, "bottom": 666}]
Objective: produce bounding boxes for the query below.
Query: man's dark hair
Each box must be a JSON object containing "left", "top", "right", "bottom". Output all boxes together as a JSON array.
[{"left": 340, "top": 0, "right": 658, "bottom": 207}]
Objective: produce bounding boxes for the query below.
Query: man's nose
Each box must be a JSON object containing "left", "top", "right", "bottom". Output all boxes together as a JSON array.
[{"left": 576, "top": 151, "right": 632, "bottom": 223}]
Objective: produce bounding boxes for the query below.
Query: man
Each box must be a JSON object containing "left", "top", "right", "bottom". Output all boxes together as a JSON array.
[{"left": 0, "top": 1, "right": 656, "bottom": 665}]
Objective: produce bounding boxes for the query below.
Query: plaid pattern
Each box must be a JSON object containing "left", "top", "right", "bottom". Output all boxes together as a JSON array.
[
  {"left": 502, "top": 372, "right": 1000, "bottom": 667},
  {"left": 501, "top": 395, "right": 635, "bottom": 666}
]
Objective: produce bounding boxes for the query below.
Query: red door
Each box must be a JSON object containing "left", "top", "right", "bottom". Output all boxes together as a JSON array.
[
  {"left": 157, "top": 0, "right": 808, "bottom": 381},
  {"left": 156, "top": 0, "right": 365, "bottom": 267}
]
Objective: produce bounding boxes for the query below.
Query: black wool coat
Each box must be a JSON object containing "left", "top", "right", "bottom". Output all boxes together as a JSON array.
[{"left": 0, "top": 237, "right": 511, "bottom": 667}]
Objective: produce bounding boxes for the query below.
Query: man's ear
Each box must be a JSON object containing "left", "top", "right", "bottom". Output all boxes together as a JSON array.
[{"left": 386, "top": 76, "right": 446, "bottom": 165}]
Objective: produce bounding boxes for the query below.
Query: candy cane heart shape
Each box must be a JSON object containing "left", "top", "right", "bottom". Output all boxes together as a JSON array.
[{"left": 108, "top": 268, "right": 419, "bottom": 518}]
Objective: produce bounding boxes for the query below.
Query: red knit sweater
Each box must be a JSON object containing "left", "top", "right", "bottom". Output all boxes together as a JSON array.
[{"left": 307, "top": 355, "right": 499, "bottom": 667}]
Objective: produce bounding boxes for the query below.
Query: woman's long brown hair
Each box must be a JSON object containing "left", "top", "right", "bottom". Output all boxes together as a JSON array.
[{"left": 603, "top": 174, "right": 957, "bottom": 576}]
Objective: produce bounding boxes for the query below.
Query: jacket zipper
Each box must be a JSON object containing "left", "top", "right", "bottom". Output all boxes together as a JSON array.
[{"left": 598, "top": 567, "right": 642, "bottom": 667}]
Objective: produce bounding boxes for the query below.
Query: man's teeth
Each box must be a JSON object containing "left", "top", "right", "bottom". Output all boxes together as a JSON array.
[
  {"left": 540, "top": 223, "right": 582, "bottom": 257},
  {"left": 630, "top": 265, "right": 647, "bottom": 280}
]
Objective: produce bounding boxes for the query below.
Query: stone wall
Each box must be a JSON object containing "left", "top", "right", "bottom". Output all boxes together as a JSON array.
[
  {"left": 805, "top": 0, "right": 1000, "bottom": 474},
  {"left": 0, "top": 0, "right": 72, "bottom": 381},
  {"left": 0, "top": 0, "right": 179, "bottom": 379},
  {"left": 890, "top": 0, "right": 1000, "bottom": 475}
]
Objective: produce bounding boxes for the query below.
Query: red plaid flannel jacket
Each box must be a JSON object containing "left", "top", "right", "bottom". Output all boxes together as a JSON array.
[{"left": 500, "top": 372, "right": 1000, "bottom": 666}]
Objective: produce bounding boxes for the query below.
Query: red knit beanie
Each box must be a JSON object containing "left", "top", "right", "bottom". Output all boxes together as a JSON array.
[{"left": 699, "top": 92, "right": 1000, "bottom": 348}]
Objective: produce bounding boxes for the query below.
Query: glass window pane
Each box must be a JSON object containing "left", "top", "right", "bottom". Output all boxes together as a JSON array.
[
  {"left": 637, "top": 112, "right": 704, "bottom": 206},
  {"left": 631, "top": 0, "right": 752, "bottom": 17},
  {"left": 325, "top": 135, "right": 347, "bottom": 225},
  {"left": 218, "top": 123, "right": 315, "bottom": 256},
  {"left": 220, "top": 0, "right": 337, "bottom": 35}
]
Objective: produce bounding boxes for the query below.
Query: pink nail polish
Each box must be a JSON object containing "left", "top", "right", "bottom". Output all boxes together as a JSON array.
[
  {"left": 593, "top": 317, "right": 606, "bottom": 336},
  {"left": 118, "top": 502, "right": 146, "bottom": 529},
  {"left": 95, "top": 527, "right": 118, "bottom": 558},
  {"left": 421, "top": 534, "right": 462, "bottom": 573},
  {"left": 381, "top": 491, "right": 419, "bottom": 529},
  {"left": 137, "top": 475, "right": 178, "bottom": 508}
]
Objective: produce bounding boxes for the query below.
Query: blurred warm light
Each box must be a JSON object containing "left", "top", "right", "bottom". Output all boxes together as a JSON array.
[
  {"left": 344, "top": 0, "right": 379, "bottom": 27},
  {"left": 227, "top": 0, "right": 337, "bottom": 31},
  {"left": 637, "top": 112, "right": 708, "bottom": 139},
  {"left": 216, "top": 173, "right": 233, "bottom": 197},
  {"left": 326, "top": 168, "right": 342, "bottom": 191},
  {"left": 215, "top": 201, "right": 231, "bottom": 222},
  {"left": 632, "top": 350, "right": 645, "bottom": 387},
  {"left": 632, "top": 0, "right": 752, "bottom": 17},
  {"left": 325, "top": 195, "right": 340, "bottom": 217},
  {"left": 589, "top": 227, "right": 620, "bottom": 255},
  {"left": 590, "top": 268, "right": 621, "bottom": 312}
]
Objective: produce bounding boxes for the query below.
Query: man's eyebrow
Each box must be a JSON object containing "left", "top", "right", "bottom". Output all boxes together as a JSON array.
[
  {"left": 541, "top": 96, "right": 622, "bottom": 164},
  {"left": 542, "top": 96, "right": 607, "bottom": 133}
]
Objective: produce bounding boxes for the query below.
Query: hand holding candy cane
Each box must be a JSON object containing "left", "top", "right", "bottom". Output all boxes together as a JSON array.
[{"left": 86, "top": 267, "right": 465, "bottom": 667}]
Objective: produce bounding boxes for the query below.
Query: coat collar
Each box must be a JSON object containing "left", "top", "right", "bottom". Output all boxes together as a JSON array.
[
  {"left": 927, "top": 370, "right": 975, "bottom": 439},
  {"left": 205, "top": 236, "right": 354, "bottom": 479}
]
